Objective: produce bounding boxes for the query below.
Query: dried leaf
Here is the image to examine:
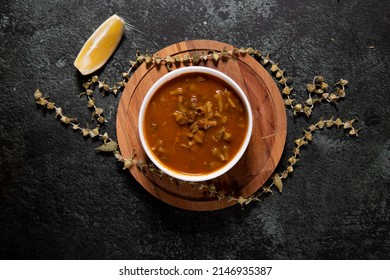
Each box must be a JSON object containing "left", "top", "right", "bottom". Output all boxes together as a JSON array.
[
  {"left": 246, "top": 47, "right": 254, "bottom": 55},
  {"left": 329, "top": 93, "right": 339, "bottom": 102},
  {"left": 60, "top": 116, "right": 70, "bottom": 124},
  {"left": 237, "top": 196, "right": 246, "bottom": 206},
  {"left": 208, "top": 184, "right": 216, "bottom": 194},
  {"left": 95, "top": 140, "right": 118, "bottom": 152},
  {"left": 343, "top": 119, "right": 356, "bottom": 129},
  {"left": 122, "top": 159, "right": 134, "bottom": 169},
  {"left": 279, "top": 77, "right": 287, "bottom": 84},
  {"left": 270, "top": 63, "right": 279, "bottom": 72},
  {"left": 349, "top": 127, "right": 359, "bottom": 136},
  {"left": 34, "top": 89, "right": 43, "bottom": 100},
  {"left": 216, "top": 191, "right": 225, "bottom": 200},
  {"left": 253, "top": 49, "right": 261, "bottom": 58},
  {"left": 121, "top": 72, "right": 130, "bottom": 79},
  {"left": 192, "top": 52, "right": 200, "bottom": 65},
  {"left": 136, "top": 54, "right": 145, "bottom": 64},
  {"left": 306, "top": 83, "right": 316, "bottom": 93},
  {"left": 284, "top": 98, "right": 295, "bottom": 106},
  {"left": 183, "top": 54, "right": 190, "bottom": 65},
  {"left": 221, "top": 47, "right": 229, "bottom": 60},
  {"left": 288, "top": 156, "right": 298, "bottom": 164},
  {"left": 144, "top": 55, "right": 152, "bottom": 64},
  {"left": 314, "top": 75, "right": 324, "bottom": 83},
  {"left": 326, "top": 117, "right": 334, "bottom": 128},
  {"left": 114, "top": 151, "right": 123, "bottom": 161},
  {"left": 308, "top": 124, "right": 317, "bottom": 131},
  {"left": 262, "top": 53, "right": 270, "bottom": 65},
  {"left": 98, "top": 80, "right": 105, "bottom": 88},
  {"left": 238, "top": 48, "right": 246, "bottom": 54},
  {"left": 337, "top": 79, "right": 348, "bottom": 86},
  {"left": 293, "top": 103, "right": 303, "bottom": 115},
  {"left": 90, "top": 127, "right": 99, "bottom": 138},
  {"left": 87, "top": 98, "right": 95, "bottom": 108},
  {"left": 320, "top": 82, "right": 328, "bottom": 90},
  {"left": 97, "top": 116, "right": 106, "bottom": 124},
  {"left": 295, "top": 138, "right": 308, "bottom": 147},
  {"left": 303, "top": 105, "right": 312, "bottom": 117},
  {"left": 335, "top": 118, "right": 343, "bottom": 128},
  {"left": 82, "top": 128, "right": 90, "bottom": 137},
  {"left": 232, "top": 48, "right": 239, "bottom": 56},
  {"left": 263, "top": 185, "right": 273, "bottom": 193},
  {"left": 336, "top": 88, "right": 346, "bottom": 98},
  {"left": 95, "top": 107, "right": 104, "bottom": 116},
  {"left": 82, "top": 81, "right": 92, "bottom": 90},
  {"left": 91, "top": 75, "right": 99, "bottom": 83},
  {"left": 37, "top": 98, "right": 48, "bottom": 106},
  {"left": 46, "top": 102, "right": 55, "bottom": 110},
  {"left": 317, "top": 119, "right": 325, "bottom": 129},
  {"left": 212, "top": 51, "right": 219, "bottom": 62},
  {"left": 275, "top": 69, "right": 285, "bottom": 79},
  {"left": 273, "top": 173, "right": 283, "bottom": 193},
  {"left": 305, "top": 98, "right": 313, "bottom": 106},
  {"left": 304, "top": 130, "right": 313, "bottom": 141},
  {"left": 282, "top": 86, "right": 293, "bottom": 95},
  {"left": 281, "top": 170, "right": 289, "bottom": 179},
  {"left": 103, "top": 84, "right": 110, "bottom": 91},
  {"left": 165, "top": 55, "right": 173, "bottom": 65},
  {"left": 137, "top": 160, "right": 147, "bottom": 174},
  {"left": 55, "top": 107, "right": 63, "bottom": 117},
  {"left": 101, "top": 132, "right": 109, "bottom": 142}
]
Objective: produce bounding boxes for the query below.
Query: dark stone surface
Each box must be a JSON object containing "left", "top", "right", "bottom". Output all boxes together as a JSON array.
[{"left": 0, "top": 0, "right": 389, "bottom": 259}]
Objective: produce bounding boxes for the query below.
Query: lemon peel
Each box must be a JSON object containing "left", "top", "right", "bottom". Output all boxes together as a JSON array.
[{"left": 74, "top": 14, "right": 125, "bottom": 75}]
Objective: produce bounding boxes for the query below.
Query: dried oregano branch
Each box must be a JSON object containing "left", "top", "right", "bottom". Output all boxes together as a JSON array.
[
  {"left": 266, "top": 59, "right": 349, "bottom": 118},
  {"left": 34, "top": 89, "right": 136, "bottom": 168},
  {"left": 34, "top": 46, "right": 359, "bottom": 208},
  {"left": 235, "top": 117, "right": 359, "bottom": 206},
  {"left": 78, "top": 70, "right": 133, "bottom": 124},
  {"left": 130, "top": 48, "right": 348, "bottom": 117}
]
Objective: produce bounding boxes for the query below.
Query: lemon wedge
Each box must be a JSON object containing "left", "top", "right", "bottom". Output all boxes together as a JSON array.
[{"left": 74, "top": 14, "right": 125, "bottom": 75}]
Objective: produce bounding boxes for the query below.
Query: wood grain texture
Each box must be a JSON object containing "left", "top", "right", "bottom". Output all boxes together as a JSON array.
[{"left": 116, "top": 40, "right": 287, "bottom": 211}]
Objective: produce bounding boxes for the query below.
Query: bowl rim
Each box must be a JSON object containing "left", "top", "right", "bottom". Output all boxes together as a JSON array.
[{"left": 138, "top": 66, "right": 253, "bottom": 182}]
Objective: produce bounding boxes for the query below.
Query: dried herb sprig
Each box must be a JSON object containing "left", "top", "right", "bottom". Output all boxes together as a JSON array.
[
  {"left": 130, "top": 160, "right": 225, "bottom": 200},
  {"left": 279, "top": 72, "right": 348, "bottom": 117},
  {"left": 78, "top": 70, "right": 134, "bottom": 125},
  {"left": 34, "top": 89, "right": 135, "bottom": 168},
  {"left": 130, "top": 47, "right": 261, "bottom": 70},
  {"left": 129, "top": 48, "right": 347, "bottom": 119},
  {"left": 235, "top": 117, "right": 359, "bottom": 206}
]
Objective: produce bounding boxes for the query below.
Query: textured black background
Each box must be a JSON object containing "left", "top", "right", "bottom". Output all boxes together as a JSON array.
[{"left": 0, "top": 0, "right": 389, "bottom": 259}]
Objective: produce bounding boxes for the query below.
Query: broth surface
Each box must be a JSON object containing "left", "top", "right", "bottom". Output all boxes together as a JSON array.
[{"left": 143, "top": 72, "right": 248, "bottom": 175}]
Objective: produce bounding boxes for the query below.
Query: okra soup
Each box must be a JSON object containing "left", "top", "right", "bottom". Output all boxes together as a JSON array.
[{"left": 142, "top": 70, "right": 250, "bottom": 177}]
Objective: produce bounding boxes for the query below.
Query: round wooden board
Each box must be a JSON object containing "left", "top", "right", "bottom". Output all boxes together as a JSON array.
[{"left": 116, "top": 40, "right": 287, "bottom": 211}]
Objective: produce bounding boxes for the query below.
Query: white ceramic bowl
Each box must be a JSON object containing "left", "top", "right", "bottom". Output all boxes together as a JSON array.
[{"left": 138, "top": 66, "right": 253, "bottom": 182}]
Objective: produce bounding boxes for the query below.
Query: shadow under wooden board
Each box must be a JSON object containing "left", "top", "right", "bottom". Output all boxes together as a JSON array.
[{"left": 116, "top": 40, "right": 287, "bottom": 211}]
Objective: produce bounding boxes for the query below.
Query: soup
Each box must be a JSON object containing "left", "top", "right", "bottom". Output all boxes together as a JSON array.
[{"left": 143, "top": 72, "right": 249, "bottom": 176}]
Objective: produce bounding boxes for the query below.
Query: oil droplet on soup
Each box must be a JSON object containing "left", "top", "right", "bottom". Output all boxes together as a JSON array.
[{"left": 143, "top": 72, "right": 248, "bottom": 175}]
